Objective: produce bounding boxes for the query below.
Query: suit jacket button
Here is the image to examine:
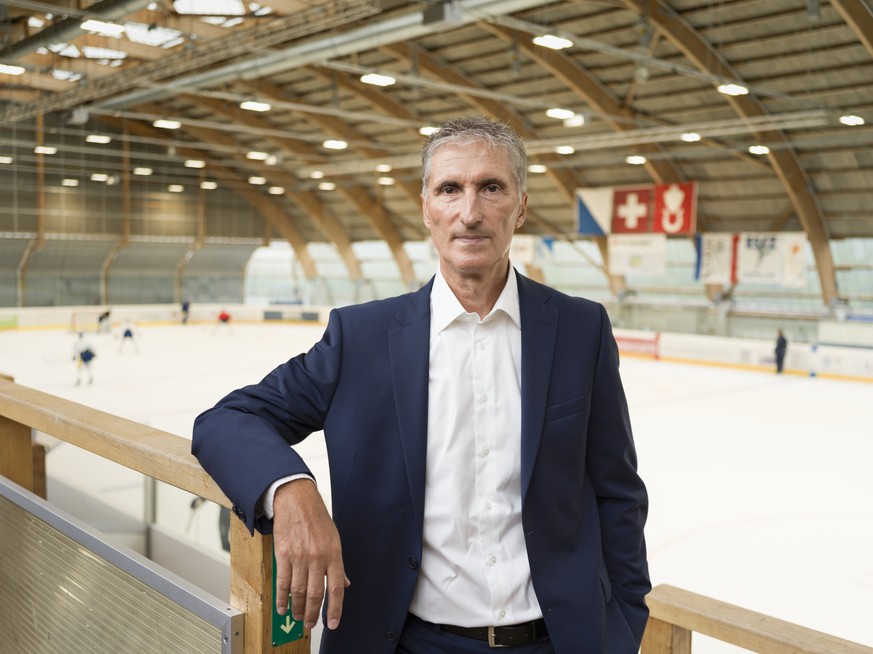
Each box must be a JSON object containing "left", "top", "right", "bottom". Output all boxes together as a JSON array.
[
  {"left": 386, "top": 630, "right": 398, "bottom": 642},
  {"left": 407, "top": 558, "right": 419, "bottom": 570}
]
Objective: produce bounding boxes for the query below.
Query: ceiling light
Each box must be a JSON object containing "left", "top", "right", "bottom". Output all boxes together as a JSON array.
[
  {"left": 717, "top": 83, "right": 748, "bottom": 96},
  {"left": 80, "top": 19, "right": 125, "bottom": 37},
  {"left": 546, "top": 108, "right": 575, "bottom": 120},
  {"left": 91, "top": 173, "right": 109, "bottom": 182},
  {"left": 681, "top": 132, "right": 701, "bottom": 142},
  {"left": 360, "top": 73, "right": 396, "bottom": 87},
  {"left": 377, "top": 177, "right": 395, "bottom": 186},
  {"left": 265, "top": 154, "right": 279, "bottom": 166},
  {"left": 34, "top": 146, "right": 57, "bottom": 155},
  {"left": 267, "top": 186, "right": 285, "bottom": 195},
  {"left": 839, "top": 114, "right": 864, "bottom": 126},
  {"left": 184, "top": 159, "right": 205, "bottom": 168},
  {"left": 62, "top": 178, "right": 79, "bottom": 187},
  {"left": 626, "top": 155, "right": 647, "bottom": 165},
  {"left": 168, "top": 184, "right": 184, "bottom": 192},
  {"left": 246, "top": 151, "right": 269, "bottom": 160},
  {"left": 133, "top": 167, "right": 153, "bottom": 175},
  {"left": 748, "top": 145, "right": 770, "bottom": 155},
  {"left": 528, "top": 164, "right": 548, "bottom": 174},
  {"left": 200, "top": 180, "right": 217, "bottom": 190},
  {"left": 0, "top": 156, "right": 13, "bottom": 164},
  {"left": 563, "top": 114, "right": 586, "bottom": 128},
  {"left": 419, "top": 126, "right": 439, "bottom": 136},
  {"left": 153, "top": 119, "right": 181, "bottom": 129},
  {"left": 323, "top": 139, "right": 348, "bottom": 150},
  {"left": 376, "top": 163, "right": 392, "bottom": 173},
  {"left": 554, "top": 145, "right": 575, "bottom": 155},
  {"left": 248, "top": 176, "right": 267, "bottom": 185},
  {"left": 318, "top": 181, "right": 336, "bottom": 191},
  {"left": 85, "top": 134, "right": 111, "bottom": 144},
  {"left": 240, "top": 100, "right": 271, "bottom": 112},
  {"left": 28, "top": 16, "right": 45, "bottom": 28},
  {"left": 0, "top": 63, "right": 26, "bottom": 75},
  {"left": 533, "top": 34, "right": 573, "bottom": 50},
  {"left": 310, "top": 170, "right": 325, "bottom": 179}
]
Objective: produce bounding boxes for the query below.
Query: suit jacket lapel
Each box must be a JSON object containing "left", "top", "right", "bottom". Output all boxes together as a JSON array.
[
  {"left": 518, "top": 275, "right": 558, "bottom": 500},
  {"left": 388, "top": 279, "right": 433, "bottom": 532}
]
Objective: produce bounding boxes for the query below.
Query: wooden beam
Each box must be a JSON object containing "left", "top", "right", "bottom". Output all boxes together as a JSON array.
[
  {"left": 646, "top": 584, "right": 873, "bottom": 654},
  {"left": 230, "top": 521, "right": 310, "bottom": 654},
  {"left": 0, "top": 378, "right": 226, "bottom": 505},
  {"left": 831, "top": 0, "right": 873, "bottom": 58}
]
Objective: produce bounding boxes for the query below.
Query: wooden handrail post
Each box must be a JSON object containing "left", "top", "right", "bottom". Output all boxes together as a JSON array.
[
  {"left": 230, "top": 519, "right": 311, "bottom": 653},
  {"left": 0, "top": 415, "right": 34, "bottom": 492},
  {"left": 642, "top": 616, "right": 692, "bottom": 654}
]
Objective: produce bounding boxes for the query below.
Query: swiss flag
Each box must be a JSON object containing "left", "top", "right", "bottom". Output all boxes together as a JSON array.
[
  {"left": 611, "top": 187, "right": 651, "bottom": 234},
  {"left": 653, "top": 182, "right": 697, "bottom": 234}
]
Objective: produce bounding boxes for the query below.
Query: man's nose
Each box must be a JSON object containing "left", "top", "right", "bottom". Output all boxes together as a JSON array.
[{"left": 458, "top": 193, "right": 482, "bottom": 226}]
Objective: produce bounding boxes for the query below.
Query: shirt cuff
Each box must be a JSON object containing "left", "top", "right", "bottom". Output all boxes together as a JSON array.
[{"left": 259, "top": 474, "right": 315, "bottom": 519}]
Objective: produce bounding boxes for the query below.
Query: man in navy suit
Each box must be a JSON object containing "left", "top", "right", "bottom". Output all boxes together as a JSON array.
[{"left": 193, "top": 116, "right": 649, "bottom": 653}]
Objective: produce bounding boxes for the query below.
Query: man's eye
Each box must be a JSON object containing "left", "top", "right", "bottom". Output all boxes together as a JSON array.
[{"left": 484, "top": 184, "right": 500, "bottom": 193}]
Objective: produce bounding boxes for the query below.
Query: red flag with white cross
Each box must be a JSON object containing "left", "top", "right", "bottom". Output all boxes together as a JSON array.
[{"left": 610, "top": 187, "right": 651, "bottom": 233}]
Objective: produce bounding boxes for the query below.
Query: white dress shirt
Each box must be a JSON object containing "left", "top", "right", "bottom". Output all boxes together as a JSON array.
[{"left": 408, "top": 267, "right": 542, "bottom": 627}]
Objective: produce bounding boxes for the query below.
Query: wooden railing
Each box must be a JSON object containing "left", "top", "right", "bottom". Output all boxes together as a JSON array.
[
  {"left": 4, "top": 375, "right": 872, "bottom": 654},
  {"left": 643, "top": 584, "right": 873, "bottom": 654},
  {"left": 0, "top": 375, "right": 309, "bottom": 654}
]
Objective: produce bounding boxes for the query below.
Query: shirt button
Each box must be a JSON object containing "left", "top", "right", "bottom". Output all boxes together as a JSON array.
[
  {"left": 482, "top": 448, "right": 490, "bottom": 456},
  {"left": 485, "top": 502, "right": 492, "bottom": 510},
  {"left": 490, "top": 555, "right": 497, "bottom": 564},
  {"left": 500, "top": 610, "right": 506, "bottom": 618},
  {"left": 479, "top": 394, "right": 487, "bottom": 404}
]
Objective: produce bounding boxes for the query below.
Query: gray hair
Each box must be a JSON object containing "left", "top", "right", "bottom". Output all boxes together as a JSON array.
[{"left": 421, "top": 116, "right": 528, "bottom": 199}]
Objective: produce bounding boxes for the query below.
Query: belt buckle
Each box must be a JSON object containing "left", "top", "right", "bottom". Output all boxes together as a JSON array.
[{"left": 487, "top": 625, "right": 508, "bottom": 648}]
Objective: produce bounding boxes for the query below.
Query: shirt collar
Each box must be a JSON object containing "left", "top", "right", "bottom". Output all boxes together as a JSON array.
[{"left": 431, "top": 265, "right": 521, "bottom": 332}]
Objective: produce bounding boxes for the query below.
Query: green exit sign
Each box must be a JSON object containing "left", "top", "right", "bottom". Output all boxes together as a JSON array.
[{"left": 272, "top": 545, "right": 305, "bottom": 646}]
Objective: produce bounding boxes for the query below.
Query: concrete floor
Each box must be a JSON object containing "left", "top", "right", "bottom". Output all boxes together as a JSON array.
[{"left": 2, "top": 321, "right": 871, "bottom": 653}]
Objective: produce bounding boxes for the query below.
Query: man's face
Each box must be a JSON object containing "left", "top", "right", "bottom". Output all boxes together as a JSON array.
[{"left": 422, "top": 140, "right": 527, "bottom": 283}]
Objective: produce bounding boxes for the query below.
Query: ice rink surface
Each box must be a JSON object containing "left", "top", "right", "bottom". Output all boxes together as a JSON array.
[{"left": 2, "top": 320, "right": 871, "bottom": 653}]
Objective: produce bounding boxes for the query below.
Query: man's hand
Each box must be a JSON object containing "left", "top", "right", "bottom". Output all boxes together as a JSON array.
[{"left": 272, "top": 479, "right": 349, "bottom": 631}]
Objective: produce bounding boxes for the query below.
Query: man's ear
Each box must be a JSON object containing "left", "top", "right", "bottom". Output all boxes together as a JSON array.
[
  {"left": 515, "top": 193, "right": 528, "bottom": 229},
  {"left": 422, "top": 194, "right": 432, "bottom": 229}
]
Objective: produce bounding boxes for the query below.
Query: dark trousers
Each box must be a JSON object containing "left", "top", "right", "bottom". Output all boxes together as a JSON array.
[{"left": 396, "top": 614, "right": 555, "bottom": 654}]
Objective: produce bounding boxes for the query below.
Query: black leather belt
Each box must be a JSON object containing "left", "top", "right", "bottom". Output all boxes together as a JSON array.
[{"left": 437, "top": 618, "right": 548, "bottom": 648}]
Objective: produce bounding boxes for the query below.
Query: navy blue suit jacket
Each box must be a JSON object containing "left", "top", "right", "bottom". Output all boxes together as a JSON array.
[{"left": 192, "top": 273, "right": 650, "bottom": 654}]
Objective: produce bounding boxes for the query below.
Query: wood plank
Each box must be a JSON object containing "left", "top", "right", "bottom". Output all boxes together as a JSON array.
[
  {"left": 0, "top": 415, "right": 33, "bottom": 491},
  {"left": 0, "top": 378, "right": 226, "bottom": 506},
  {"left": 641, "top": 617, "right": 691, "bottom": 654},
  {"left": 647, "top": 584, "right": 873, "bottom": 654},
  {"left": 230, "top": 519, "right": 311, "bottom": 653}
]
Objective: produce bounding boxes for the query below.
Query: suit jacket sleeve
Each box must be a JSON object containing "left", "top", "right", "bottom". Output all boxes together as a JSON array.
[{"left": 191, "top": 309, "right": 345, "bottom": 534}]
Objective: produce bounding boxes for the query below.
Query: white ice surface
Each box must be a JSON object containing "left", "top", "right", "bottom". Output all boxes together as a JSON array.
[{"left": 1, "top": 322, "right": 871, "bottom": 653}]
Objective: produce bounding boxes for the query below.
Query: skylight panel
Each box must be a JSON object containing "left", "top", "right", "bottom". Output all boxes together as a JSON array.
[
  {"left": 81, "top": 45, "right": 128, "bottom": 60},
  {"left": 48, "top": 43, "right": 81, "bottom": 58},
  {"left": 124, "top": 22, "right": 183, "bottom": 48},
  {"left": 174, "top": 0, "right": 245, "bottom": 15},
  {"left": 51, "top": 69, "right": 83, "bottom": 81}
]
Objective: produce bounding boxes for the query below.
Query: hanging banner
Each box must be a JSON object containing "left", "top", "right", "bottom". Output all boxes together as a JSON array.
[
  {"left": 607, "top": 234, "right": 667, "bottom": 275},
  {"left": 653, "top": 182, "right": 697, "bottom": 235},
  {"left": 695, "top": 233, "right": 737, "bottom": 284},
  {"left": 781, "top": 232, "right": 809, "bottom": 288},
  {"left": 611, "top": 187, "right": 652, "bottom": 234},
  {"left": 575, "top": 187, "right": 614, "bottom": 236},
  {"left": 576, "top": 183, "right": 698, "bottom": 236},
  {"left": 736, "top": 232, "right": 808, "bottom": 286}
]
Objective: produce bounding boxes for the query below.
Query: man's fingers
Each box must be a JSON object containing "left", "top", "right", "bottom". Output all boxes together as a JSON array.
[{"left": 323, "top": 567, "right": 350, "bottom": 630}]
